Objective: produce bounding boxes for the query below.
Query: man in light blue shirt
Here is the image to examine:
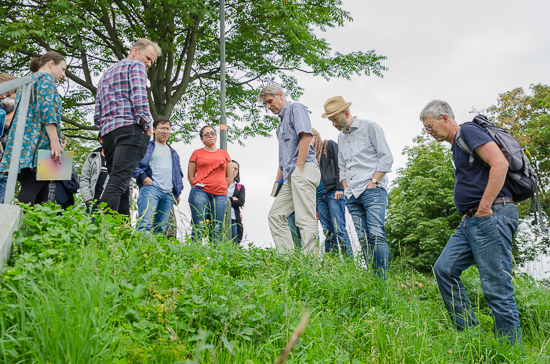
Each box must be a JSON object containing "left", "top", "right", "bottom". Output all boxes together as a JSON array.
[
  {"left": 134, "top": 117, "right": 184, "bottom": 234},
  {"left": 323, "top": 96, "right": 393, "bottom": 277},
  {"left": 259, "top": 84, "right": 320, "bottom": 254}
]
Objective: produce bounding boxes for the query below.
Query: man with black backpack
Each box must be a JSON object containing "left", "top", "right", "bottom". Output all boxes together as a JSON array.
[{"left": 420, "top": 100, "right": 521, "bottom": 345}]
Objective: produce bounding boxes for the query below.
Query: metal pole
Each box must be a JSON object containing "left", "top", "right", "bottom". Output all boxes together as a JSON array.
[
  {"left": 219, "top": 0, "right": 227, "bottom": 151},
  {"left": 4, "top": 83, "right": 32, "bottom": 204}
]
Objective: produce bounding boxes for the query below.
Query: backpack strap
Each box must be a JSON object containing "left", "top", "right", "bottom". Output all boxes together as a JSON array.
[{"left": 455, "top": 124, "right": 475, "bottom": 168}]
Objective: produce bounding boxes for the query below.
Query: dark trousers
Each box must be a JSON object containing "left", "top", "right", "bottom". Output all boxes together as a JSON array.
[
  {"left": 99, "top": 124, "right": 149, "bottom": 215},
  {"left": 17, "top": 168, "right": 50, "bottom": 205}
]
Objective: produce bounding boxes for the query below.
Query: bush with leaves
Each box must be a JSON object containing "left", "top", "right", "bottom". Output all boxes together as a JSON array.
[
  {"left": 386, "top": 136, "right": 462, "bottom": 273},
  {"left": 2, "top": 203, "right": 550, "bottom": 363}
]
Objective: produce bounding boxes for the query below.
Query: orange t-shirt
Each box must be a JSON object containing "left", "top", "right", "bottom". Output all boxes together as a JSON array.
[{"left": 189, "top": 148, "right": 232, "bottom": 195}]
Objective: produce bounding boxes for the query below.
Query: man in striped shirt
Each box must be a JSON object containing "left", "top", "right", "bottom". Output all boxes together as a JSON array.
[{"left": 94, "top": 38, "right": 161, "bottom": 215}]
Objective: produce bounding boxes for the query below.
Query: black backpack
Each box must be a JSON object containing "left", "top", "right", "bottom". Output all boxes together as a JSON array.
[{"left": 456, "top": 115, "right": 546, "bottom": 232}]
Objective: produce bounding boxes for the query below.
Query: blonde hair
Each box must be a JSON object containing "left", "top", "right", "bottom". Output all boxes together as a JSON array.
[
  {"left": 312, "top": 128, "right": 328, "bottom": 163},
  {"left": 0, "top": 73, "right": 17, "bottom": 83},
  {"left": 132, "top": 38, "right": 162, "bottom": 58}
]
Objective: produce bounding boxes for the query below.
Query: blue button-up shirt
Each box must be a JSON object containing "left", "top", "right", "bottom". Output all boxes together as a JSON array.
[
  {"left": 276, "top": 102, "right": 318, "bottom": 181},
  {"left": 338, "top": 118, "right": 393, "bottom": 198}
]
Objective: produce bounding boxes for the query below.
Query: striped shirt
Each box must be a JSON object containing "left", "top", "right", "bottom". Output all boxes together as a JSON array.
[
  {"left": 338, "top": 118, "right": 393, "bottom": 198},
  {"left": 94, "top": 59, "right": 153, "bottom": 136}
]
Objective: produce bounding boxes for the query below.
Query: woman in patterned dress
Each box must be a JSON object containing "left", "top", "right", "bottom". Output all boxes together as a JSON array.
[{"left": 0, "top": 51, "right": 66, "bottom": 205}]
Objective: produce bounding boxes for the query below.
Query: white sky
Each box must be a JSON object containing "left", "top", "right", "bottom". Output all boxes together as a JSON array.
[{"left": 169, "top": 0, "right": 550, "bottom": 265}]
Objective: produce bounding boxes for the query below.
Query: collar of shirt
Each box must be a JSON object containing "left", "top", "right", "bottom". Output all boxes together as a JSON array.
[
  {"left": 278, "top": 102, "right": 291, "bottom": 120},
  {"left": 343, "top": 119, "right": 360, "bottom": 134}
]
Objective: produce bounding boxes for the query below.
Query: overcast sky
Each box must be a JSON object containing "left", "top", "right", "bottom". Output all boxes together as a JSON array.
[{"left": 169, "top": 0, "right": 550, "bottom": 262}]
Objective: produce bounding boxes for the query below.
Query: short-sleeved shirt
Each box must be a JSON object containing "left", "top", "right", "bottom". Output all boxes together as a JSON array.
[
  {"left": 276, "top": 102, "right": 317, "bottom": 181},
  {"left": 451, "top": 122, "right": 512, "bottom": 214},
  {"left": 0, "top": 72, "right": 62, "bottom": 173},
  {"left": 189, "top": 148, "right": 231, "bottom": 195},
  {"left": 150, "top": 142, "right": 173, "bottom": 193}
]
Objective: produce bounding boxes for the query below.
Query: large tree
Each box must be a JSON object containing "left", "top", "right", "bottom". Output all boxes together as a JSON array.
[
  {"left": 483, "top": 84, "right": 550, "bottom": 257},
  {"left": 385, "top": 136, "right": 461, "bottom": 273},
  {"left": 0, "top": 0, "right": 387, "bottom": 143},
  {"left": 484, "top": 84, "right": 550, "bottom": 220}
]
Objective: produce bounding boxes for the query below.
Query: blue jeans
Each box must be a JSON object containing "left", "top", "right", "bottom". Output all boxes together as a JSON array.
[
  {"left": 433, "top": 204, "right": 521, "bottom": 344},
  {"left": 231, "top": 219, "right": 238, "bottom": 242},
  {"left": 136, "top": 185, "right": 174, "bottom": 234},
  {"left": 188, "top": 186, "right": 227, "bottom": 243},
  {"left": 286, "top": 212, "right": 302, "bottom": 249},
  {"left": 0, "top": 174, "right": 7, "bottom": 203},
  {"left": 317, "top": 191, "right": 353, "bottom": 257},
  {"left": 346, "top": 188, "right": 389, "bottom": 277}
]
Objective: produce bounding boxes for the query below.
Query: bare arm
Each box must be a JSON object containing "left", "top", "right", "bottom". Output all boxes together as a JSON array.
[
  {"left": 5, "top": 111, "right": 14, "bottom": 129},
  {"left": 473, "top": 141, "right": 509, "bottom": 217},
  {"left": 296, "top": 132, "right": 312, "bottom": 171},
  {"left": 226, "top": 161, "right": 233, "bottom": 187},
  {"left": 276, "top": 166, "right": 283, "bottom": 181},
  {"left": 187, "top": 161, "right": 196, "bottom": 185},
  {"left": 45, "top": 124, "right": 62, "bottom": 163}
]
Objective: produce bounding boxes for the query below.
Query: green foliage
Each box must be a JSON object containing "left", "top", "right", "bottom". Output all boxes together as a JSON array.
[
  {"left": 0, "top": 0, "right": 387, "bottom": 143},
  {"left": 1, "top": 204, "right": 550, "bottom": 363},
  {"left": 484, "top": 84, "right": 550, "bottom": 255},
  {"left": 386, "top": 135, "right": 462, "bottom": 273}
]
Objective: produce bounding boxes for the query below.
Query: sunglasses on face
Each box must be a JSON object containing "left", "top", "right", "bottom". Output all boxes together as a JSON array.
[{"left": 203, "top": 131, "right": 216, "bottom": 138}]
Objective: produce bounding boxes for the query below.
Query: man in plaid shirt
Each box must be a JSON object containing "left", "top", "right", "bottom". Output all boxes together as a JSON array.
[{"left": 94, "top": 38, "right": 161, "bottom": 215}]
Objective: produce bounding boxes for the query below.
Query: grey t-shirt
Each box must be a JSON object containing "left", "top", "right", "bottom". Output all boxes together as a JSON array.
[
  {"left": 276, "top": 102, "right": 318, "bottom": 181},
  {"left": 150, "top": 142, "right": 173, "bottom": 193}
]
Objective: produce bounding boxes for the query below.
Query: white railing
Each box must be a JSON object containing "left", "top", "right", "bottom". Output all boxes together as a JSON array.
[{"left": 0, "top": 76, "right": 34, "bottom": 204}]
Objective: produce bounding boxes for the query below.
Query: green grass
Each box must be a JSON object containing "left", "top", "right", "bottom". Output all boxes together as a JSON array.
[{"left": 1, "top": 203, "right": 549, "bottom": 363}]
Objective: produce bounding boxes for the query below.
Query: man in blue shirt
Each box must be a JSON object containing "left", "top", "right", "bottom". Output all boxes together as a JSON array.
[
  {"left": 420, "top": 100, "right": 521, "bottom": 345},
  {"left": 323, "top": 96, "right": 393, "bottom": 278},
  {"left": 134, "top": 117, "right": 184, "bottom": 234},
  {"left": 258, "top": 84, "right": 320, "bottom": 254}
]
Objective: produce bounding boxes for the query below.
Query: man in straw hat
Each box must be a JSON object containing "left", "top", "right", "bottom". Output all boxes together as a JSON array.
[
  {"left": 322, "top": 96, "right": 393, "bottom": 277},
  {"left": 258, "top": 84, "right": 320, "bottom": 254}
]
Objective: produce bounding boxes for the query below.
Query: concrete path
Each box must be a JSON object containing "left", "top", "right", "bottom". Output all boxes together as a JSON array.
[{"left": 0, "top": 205, "right": 22, "bottom": 274}]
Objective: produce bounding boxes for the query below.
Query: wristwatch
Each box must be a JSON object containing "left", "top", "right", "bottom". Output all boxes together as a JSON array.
[{"left": 371, "top": 178, "right": 379, "bottom": 186}]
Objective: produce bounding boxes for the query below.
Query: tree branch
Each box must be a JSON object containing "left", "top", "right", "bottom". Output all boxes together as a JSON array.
[{"left": 61, "top": 115, "right": 98, "bottom": 131}]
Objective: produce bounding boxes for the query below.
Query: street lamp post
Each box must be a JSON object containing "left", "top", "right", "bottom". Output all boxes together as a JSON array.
[{"left": 219, "top": 0, "right": 227, "bottom": 151}]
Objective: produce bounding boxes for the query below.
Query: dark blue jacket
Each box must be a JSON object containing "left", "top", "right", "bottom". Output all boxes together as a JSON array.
[
  {"left": 55, "top": 172, "right": 79, "bottom": 209},
  {"left": 133, "top": 141, "right": 184, "bottom": 198}
]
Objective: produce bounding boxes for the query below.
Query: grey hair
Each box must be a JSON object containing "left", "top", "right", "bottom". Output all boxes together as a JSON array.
[
  {"left": 258, "top": 84, "right": 285, "bottom": 104},
  {"left": 419, "top": 100, "right": 455, "bottom": 122},
  {"left": 132, "top": 38, "right": 162, "bottom": 58}
]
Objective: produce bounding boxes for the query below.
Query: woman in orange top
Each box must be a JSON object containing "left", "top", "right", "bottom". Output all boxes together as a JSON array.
[{"left": 188, "top": 125, "right": 232, "bottom": 242}]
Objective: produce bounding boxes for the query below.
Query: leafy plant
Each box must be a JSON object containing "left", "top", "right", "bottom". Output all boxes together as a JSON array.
[{"left": 1, "top": 203, "right": 549, "bottom": 363}]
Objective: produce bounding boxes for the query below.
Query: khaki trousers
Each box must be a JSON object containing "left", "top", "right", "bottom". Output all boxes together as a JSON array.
[{"left": 268, "top": 162, "right": 320, "bottom": 254}]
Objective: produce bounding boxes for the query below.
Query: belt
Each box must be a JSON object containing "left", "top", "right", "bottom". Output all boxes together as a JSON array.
[{"left": 465, "top": 197, "right": 515, "bottom": 218}]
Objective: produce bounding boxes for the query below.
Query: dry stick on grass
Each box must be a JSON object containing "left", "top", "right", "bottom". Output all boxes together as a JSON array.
[{"left": 274, "top": 310, "right": 311, "bottom": 364}]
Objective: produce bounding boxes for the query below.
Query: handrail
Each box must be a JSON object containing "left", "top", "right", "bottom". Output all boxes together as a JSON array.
[
  {"left": 0, "top": 76, "right": 35, "bottom": 204},
  {"left": 0, "top": 76, "right": 33, "bottom": 95}
]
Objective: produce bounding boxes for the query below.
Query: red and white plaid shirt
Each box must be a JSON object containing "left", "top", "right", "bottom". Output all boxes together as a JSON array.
[{"left": 94, "top": 59, "right": 153, "bottom": 135}]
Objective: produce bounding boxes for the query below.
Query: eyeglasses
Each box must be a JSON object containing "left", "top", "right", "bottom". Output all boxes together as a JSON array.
[
  {"left": 203, "top": 131, "right": 216, "bottom": 138},
  {"left": 422, "top": 121, "right": 436, "bottom": 133}
]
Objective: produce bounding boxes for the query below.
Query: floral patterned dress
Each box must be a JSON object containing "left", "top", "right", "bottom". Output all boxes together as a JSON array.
[{"left": 0, "top": 72, "right": 62, "bottom": 173}]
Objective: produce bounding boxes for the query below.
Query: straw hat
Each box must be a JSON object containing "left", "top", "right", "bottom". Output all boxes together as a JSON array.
[{"left": 322, "top": 96, "right": 352, "bottom": 118}]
